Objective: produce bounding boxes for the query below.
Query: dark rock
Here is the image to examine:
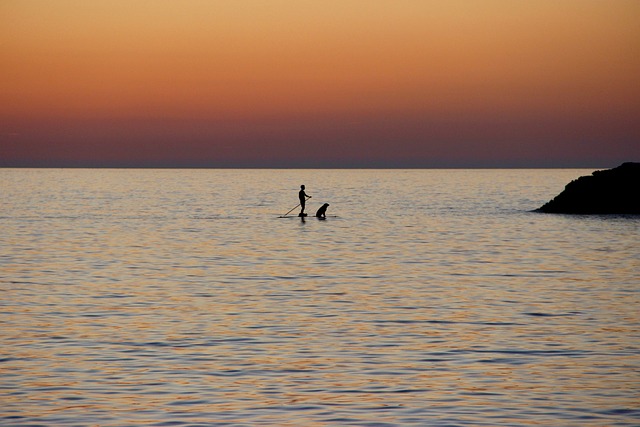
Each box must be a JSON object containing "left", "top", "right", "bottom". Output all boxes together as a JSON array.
[{"left": 539, "top": 162, "right": 640, "bottom": 214}]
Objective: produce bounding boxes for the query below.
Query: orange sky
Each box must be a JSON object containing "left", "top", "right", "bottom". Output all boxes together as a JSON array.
[{"left": 1, "top": 0, "right": 639, "bottom": 167}]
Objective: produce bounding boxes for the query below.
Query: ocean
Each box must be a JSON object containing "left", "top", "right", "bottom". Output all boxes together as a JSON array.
[{"left": 1, "top": 168, "right": 638, "bottom": 426}]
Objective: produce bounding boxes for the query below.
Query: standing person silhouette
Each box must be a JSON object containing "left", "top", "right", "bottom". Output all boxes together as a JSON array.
[{"left": 299, "top": 185, "right": 311, "bottom": 216}]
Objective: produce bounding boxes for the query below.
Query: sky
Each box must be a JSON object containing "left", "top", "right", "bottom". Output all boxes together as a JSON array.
[{"left": 1, "top": 0, "right": 639, "bottom": 168}]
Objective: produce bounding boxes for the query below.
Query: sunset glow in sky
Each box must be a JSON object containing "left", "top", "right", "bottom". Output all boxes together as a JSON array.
[{"left": 2, "top": 0, "right": 639, "bottom": 167}]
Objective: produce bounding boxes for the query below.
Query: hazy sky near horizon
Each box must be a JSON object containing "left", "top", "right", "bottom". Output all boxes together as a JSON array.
[{"left": 2, "top": 0, "right": 639, "bottom": 167}]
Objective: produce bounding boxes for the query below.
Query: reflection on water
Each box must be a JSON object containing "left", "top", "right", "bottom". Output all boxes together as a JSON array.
[{"left": 1, "top": 169, "right": 639, "bottom": 426}]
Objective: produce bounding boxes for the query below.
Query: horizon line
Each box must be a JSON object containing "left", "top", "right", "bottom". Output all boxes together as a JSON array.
[{"left": 0, "top": 164, "right": 619, "bottom": 170}]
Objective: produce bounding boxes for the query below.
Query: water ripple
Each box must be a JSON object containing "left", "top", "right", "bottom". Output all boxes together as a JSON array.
[{"left": 1, "top": 169, "right": 638, "bottom": 426}]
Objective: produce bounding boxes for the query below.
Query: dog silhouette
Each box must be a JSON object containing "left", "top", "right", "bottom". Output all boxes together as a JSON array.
[{"left": 315, "top": 203, "right": 330, "bottom": 218}]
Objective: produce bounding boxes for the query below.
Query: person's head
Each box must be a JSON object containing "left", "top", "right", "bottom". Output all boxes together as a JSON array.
[{"left": 301, "top": 185, "right": 305, "bottom": 190}]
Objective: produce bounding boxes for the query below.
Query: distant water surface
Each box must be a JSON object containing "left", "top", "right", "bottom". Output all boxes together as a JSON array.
[{"left": 1, "top": 169, "right": 639, "bottom": 426}]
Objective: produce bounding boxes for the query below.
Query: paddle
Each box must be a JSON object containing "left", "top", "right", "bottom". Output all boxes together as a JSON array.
[{"left": 281, "top": 196, "right": 311, "bottom": 217}]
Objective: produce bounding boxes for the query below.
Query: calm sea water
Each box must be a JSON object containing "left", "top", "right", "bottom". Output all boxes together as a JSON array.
[{"left": 1, "top": 169, "right": 638, "bottom": 426}]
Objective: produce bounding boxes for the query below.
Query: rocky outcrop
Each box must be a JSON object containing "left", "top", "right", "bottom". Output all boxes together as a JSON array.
[{"left": 539, "top": 162, "right": 640, "bottom": 214}]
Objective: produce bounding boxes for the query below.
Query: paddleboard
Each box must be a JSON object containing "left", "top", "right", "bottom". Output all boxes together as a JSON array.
[{"left": 278, "top": 215, "right": 338, "bottom": 219}]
